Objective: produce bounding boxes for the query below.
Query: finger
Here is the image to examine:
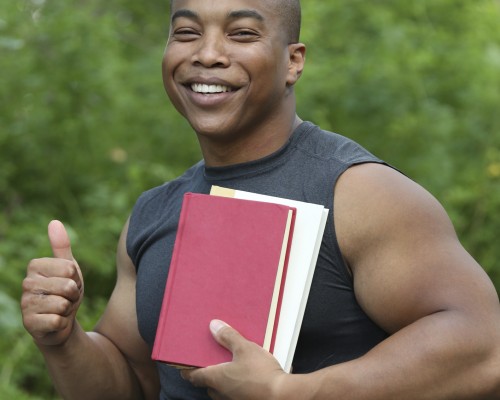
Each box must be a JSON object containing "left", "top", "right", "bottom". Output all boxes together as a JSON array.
[
  {"left": 23, "top": 312, "right": 72, "bottom": 337},
  {"left": 23, "top": 275, "right": 81, "bottom": 303},
  {"left": 26, "top": 259, "right": 83, "bottom": 293},
  {"left": 209, "top": 319, "right": 246, "bottom": 353},
  {"left": 22, "top": 292, "right": 74, "bottom": 317},
  {"left": 182, "top": 366, "right": 220, "bottom": 389},
  {"left": 181, "top": 369, "right": 198, "bottom": 385},
  {"left": 47, "top": 221, "right": 83, "bottom": 291},
  {"left": 48, "top": 220, "right": 74, "bottom": 261},
  {"left": 28, "top": 258, "right": 76, "bottom": 277}
]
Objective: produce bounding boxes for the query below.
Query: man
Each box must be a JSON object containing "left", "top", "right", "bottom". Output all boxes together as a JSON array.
[{"left": 21, "top": 0, "right": 500, "bottom": 399}]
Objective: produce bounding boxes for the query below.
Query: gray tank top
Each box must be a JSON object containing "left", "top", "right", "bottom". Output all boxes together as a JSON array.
[{"left": 127, "top": 121, "right": 389, "bottom": 399}]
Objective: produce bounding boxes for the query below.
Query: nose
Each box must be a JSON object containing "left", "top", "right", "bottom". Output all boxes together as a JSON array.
[{"left": 191, "top": 31, "right": 230, "bottom": 68}]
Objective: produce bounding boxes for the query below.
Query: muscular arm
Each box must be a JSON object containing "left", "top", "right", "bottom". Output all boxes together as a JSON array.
[
  {"left": 184, "top": 163, "right": 500, "bottom": 399},
  {"left": 22, "top": 220, "right": 159, "bottom": 400},
  {"left": 288, "top": 163, "right": 500, "bottom": 399}
]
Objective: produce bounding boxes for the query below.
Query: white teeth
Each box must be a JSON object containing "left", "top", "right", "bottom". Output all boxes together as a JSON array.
[{"left": 191, "top": 83, "right": 232, "bottom": 94}]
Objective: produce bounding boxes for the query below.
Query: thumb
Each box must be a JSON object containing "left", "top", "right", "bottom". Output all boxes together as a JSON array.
[
  {"left": 210, "top": 320, "right": 245, "bottom": 353},
  {"left": 48, "top": 220, "right": 74, "bottom": 260}
]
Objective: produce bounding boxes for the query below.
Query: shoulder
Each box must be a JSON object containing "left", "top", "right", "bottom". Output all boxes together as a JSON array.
[
  {"left": 333, "top": 163, "right": 499, "bottom": 332},
  {"left": 295, "top": 122, "right": 384, "bottom": 167},
  {"left": 334, "top": 162, "right": 454, "bottom": 273},
  {"left": 336, "top": 162, "right": 448, "bottom": 230},
  {"left": 126, "top": 160, "right": 205, "bottom": 267}
]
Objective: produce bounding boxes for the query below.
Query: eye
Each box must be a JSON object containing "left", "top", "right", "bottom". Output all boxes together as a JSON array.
[
  {"left": 229, "top": 29, "right": 260, "bottom": 42},
  {"left": 172, "top": 28, "right": 200, "bottom": 42}
]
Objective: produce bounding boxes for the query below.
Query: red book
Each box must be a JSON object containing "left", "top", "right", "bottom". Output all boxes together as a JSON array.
[{"left": 152, "top": 193, "right": 296, "bottom": 368}]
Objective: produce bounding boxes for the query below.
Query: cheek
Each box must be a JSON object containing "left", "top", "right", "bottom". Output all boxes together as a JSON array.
[
  {"left": 161, "top": 46, "right": 181, "bottom": 85},
  {"left": 161, "top": 57, "right": 169, "bottom": 89},
  {"left": 249, "top": 58, "right": 288, "bottom": 97},
  {"left": 246, "top": 47, "right": 289, "bottom": 84},
  {"left": 161, "top": 52, "right": 183, "bottom": 103}
]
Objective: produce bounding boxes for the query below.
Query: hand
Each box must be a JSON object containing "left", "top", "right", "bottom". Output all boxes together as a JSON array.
[
  {"left": 182, "top": 320, "right": 289, "bottom": 400},
  {"left": 21, "top": 220, "right": 84, "bottom": 347}
]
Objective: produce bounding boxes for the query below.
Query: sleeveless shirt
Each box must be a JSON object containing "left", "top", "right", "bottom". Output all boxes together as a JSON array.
[{"left": 127, "top": 121, "right": 389, "bottom": 400}]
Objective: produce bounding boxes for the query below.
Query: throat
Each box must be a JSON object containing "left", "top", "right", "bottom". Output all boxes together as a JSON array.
[{"left": 199, "top": 129, "right": 292, "bottom": 168}]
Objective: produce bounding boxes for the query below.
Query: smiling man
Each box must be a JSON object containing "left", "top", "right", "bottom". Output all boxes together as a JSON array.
[
  {"left": 163, "top": 0, "right": 305, "bottom": 166},
  {"left": 21, "top": 1, "right": 500, "bottom": 399}
]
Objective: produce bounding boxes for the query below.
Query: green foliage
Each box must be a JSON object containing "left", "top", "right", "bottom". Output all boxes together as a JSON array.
[
  {"left": 297, "top": 0, "right": 500, "bottom": 285},
  {"left": 1, "top": 0, "right": 198, "bottom": 397},
  {"left": 1, "top": 0, "right": 499, "bottom": 397}
]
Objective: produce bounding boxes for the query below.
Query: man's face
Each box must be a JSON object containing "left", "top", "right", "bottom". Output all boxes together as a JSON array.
[{"left": 163, "top": 0, "right": 296, "bottom": 140}]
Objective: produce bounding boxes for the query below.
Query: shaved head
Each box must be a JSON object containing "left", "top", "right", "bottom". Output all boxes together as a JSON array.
[
  {"left": 269, "top": 0, "right": 301, "bottom": 43},
  {"left": 169, "top": 0, "right": 301, "bottom": 43}
]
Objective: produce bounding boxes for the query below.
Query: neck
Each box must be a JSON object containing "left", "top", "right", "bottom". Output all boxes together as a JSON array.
[{"left": 199, "top": 114, "right": 303, "bottom": 167}]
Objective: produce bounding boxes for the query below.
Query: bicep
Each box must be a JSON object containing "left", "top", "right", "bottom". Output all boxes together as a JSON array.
[
  {"left": 335, "top": 164, "right": 500, "bottom": 334},
  {"left": 94, "top": 219, "right": 160, "bottom": 399}
]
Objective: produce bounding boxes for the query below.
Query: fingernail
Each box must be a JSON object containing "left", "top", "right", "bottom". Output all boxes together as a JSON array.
[{"left": 210, "top": 319, "right": 228, "bottom": 334}]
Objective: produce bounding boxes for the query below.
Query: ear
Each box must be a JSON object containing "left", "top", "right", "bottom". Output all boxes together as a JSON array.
[{"left": 286, "top": 43, "right": 306, "bottom": 86}]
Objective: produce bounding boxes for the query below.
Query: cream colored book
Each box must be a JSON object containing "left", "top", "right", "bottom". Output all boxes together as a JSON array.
[{"left": 210, "top": 186, "right": 328, "bottom": 373}]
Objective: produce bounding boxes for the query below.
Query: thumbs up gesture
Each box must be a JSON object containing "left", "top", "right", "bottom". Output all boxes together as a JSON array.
[{"left": 21, "top": 220, "right": 84, "bottom": 347}]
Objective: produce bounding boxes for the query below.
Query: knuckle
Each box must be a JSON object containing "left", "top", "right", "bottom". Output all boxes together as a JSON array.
[
  {"left": 22, "top": 277, "right": 47, "bottom": 298},
  {"left": 22, "top": 315, "right": 38, "bottom": 333},
  {"left": 62, "top": 279, "right": 80, "bottom": 299},
  {"left": 218, "top": 327, "right": 232, "bottom": 341},
  {"left": 27, "top": 258, "right": 42, "bottom": 272},
  {"left": 48, "top": 314, "right": 67, "bottom": 331},
  {"left": 22, "top": 276, "right": 47, "bottom": 297},
  {"left": 22, "top": 276, "right": 35, "bottom": 292},
  {"left": 59, "top": 261, "right": 76, "bottom": 278},
  {"left": 20, "top": 293, "right": 33, "bottom": 311},
  {"left": 63, "top": 278, "right": 77, "bottom": 293},
  {"left": 219, "top": 327, "right": 239, "bottom": 345},
  {"left": 65, "top": 263, "right": 82, "bottom": 285},
  {"left": 27, "top": 257, "right": 78, "bottom": 278},
  {"left": 22, "top": 312, "right": 70, "bottom": 337},
  {"left": 56, "top": 298, "right": 73, "bottom": 316}
]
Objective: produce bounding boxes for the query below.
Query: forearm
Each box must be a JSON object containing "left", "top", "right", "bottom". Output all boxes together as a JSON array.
[
  {"left": 283, "top": 311, "right": 500, "bottom": 400},
  {"left": 38, "top": 322, "right": 144, "bottom": 400}
]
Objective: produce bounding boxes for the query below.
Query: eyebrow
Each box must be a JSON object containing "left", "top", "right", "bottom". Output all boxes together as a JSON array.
[
  {"left": 227, "top": 9, "right": 265, "bottom": 22},
  {"left": 171, "top": 9, "right": 265, "bottom": 23},
  {"left": 171, "top": 9, "right": 199, "bottom": 23}
]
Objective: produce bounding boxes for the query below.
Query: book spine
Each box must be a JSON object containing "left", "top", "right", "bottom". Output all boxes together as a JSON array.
[
  {"left": 269, "top": 207, "right": 296, "bottom": 354},
  {"left": 152, "top": 192, "right": 192, "bottom": 361}
]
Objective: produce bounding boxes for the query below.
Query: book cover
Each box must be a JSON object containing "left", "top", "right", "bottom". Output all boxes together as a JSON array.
[
  {"left": 210, "top": 186, "right": 328, "bottom": 372},
  {"left": 152, "top": 192, "right": 296, "bottom": 368}
]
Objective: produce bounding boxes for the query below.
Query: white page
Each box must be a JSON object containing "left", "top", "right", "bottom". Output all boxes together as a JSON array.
[{"left": 211, "top": 186, "right": 328, "bottom": 372}]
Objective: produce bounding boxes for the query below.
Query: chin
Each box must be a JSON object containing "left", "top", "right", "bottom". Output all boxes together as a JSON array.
[
  {"left": 190, "top": 124, "right": 227, "bottom": 140},
  {"left": 189, "top": 117, "right": 237, "bottom": 139}
]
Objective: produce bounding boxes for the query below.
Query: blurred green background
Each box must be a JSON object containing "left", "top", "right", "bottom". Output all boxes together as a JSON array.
[{"left": 1, "top": 0, "right": 499, "bottom": 398}]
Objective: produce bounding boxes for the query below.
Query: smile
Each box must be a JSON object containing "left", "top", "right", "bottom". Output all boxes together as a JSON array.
[{"left": 191, "top": 83, "right": 233, "bottom": 94}]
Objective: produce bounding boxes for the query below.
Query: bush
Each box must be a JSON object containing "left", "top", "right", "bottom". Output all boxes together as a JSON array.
[{"left": 1, "top": 0, "right": 499, "bottom": 397}]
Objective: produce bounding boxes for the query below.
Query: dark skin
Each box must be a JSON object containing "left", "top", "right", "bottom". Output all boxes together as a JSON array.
[
  {"left": 183, "top": 163, "right": 500, "bottom": 399},
  {"left": 163, "top": 0, "right": 305, "bottom": 166},
  {"left": 21, "top": 0, "right": 500, "bottom": 399}
]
